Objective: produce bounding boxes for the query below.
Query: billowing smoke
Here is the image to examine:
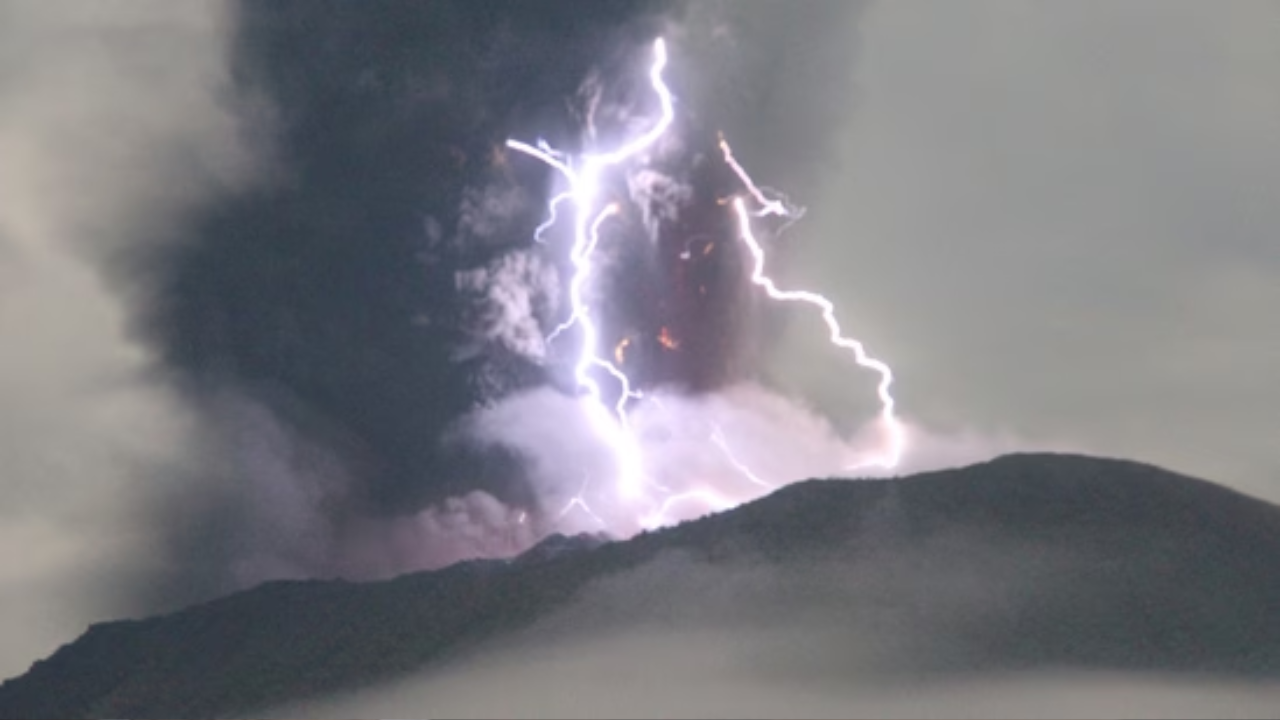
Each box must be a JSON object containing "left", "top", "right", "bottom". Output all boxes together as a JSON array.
[
  {"left": 209, "top": 390, "right": 538, "bottom": 585},
  {"left": 148, "top": 0, "right": 1006, "bottom": 592},
  {"left": 455, "top": 249, "right": 560, "bottom": 362},
  {"left": 431, "top": 4, "right": 1022, "bottom": 542},
  {"left": 455, "top": 184, "right": 531, "bottom": 252},
  {"left": 178, "top": 388, "right": 544, "bottom": 588},
  {"left": 458, "top": 383, "right": 1023, "bottom": 537},
  {"left": 1, "top": 0, "right": 1025, "bottom": 681}
]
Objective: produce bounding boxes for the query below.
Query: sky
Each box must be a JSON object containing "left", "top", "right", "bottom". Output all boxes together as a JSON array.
[
  {"left": 1, "top": 0, "right": 1279, "bottom": 684},
  {"left": 779, "top": 0, "right": 1280, "bottom": 503}
]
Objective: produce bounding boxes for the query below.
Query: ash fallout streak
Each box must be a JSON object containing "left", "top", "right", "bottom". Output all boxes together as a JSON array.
[{"left": 506, "top": 38, "right": 905, "bottom": 534}]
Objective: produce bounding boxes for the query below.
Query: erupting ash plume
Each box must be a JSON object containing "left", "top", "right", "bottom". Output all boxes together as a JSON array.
[{"left": 502, "top": 37, "right": 906, "bottom": 534}]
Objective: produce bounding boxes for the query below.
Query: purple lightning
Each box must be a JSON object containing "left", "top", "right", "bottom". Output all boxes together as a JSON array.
[
  {"left": 506, "top": 38, "right": 674, "bottom": 503},
  {"left": 724, "top": 147, "right": 905, "bottom": 470},
  {"left": 558, "top": 475, "right": 608, "bottom": 527},
  {"left": 504, "top": 36, "right": 906, "bottom": 535},
  {"left": 711, "top": 425, "right": 775, "bottom": 491}
]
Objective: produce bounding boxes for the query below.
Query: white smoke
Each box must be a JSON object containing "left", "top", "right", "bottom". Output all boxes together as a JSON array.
[
  {"left": 455, "top": 249, "right": 560, "bottom": 361},
  {"left": 207, "top": 375, "right": 1026, "bottom": 589},
  {"left": 459, "top": 382, "right": 1026, "bottom": 538},
  {"left": 627, "top": 168, "right": 693, "bottom": 242}
]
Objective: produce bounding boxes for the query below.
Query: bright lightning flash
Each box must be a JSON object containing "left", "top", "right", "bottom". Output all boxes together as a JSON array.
[
  {"left": 504, "top": 37, "right": 906, "bottom": 535},
  {"left": 506, "top": 38, "right": 675, "bottom": 504},
  {"left": 721, "top": 142, "right": 906, "bottom": 472}
]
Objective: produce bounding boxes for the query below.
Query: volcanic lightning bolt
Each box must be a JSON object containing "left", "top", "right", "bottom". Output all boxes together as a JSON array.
[
  {"left": 728, "top": 195, "right": 905, "bottom": 471},
  {"left": 719, "top": 138, "right": 905, "bottom": 471},
  {"left": 505, "top": 37, "right": 905, "bottom": 533},
  {"left": 506, "top": 38, "right": 674, "bottom": 503}
]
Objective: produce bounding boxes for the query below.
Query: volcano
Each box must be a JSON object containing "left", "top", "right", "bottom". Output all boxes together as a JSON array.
[{"left": 3, "top": 453, "right": 1280, "bottom": 718}]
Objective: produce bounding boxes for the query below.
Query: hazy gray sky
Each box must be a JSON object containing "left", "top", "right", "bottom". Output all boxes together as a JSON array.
[
  {"left": 0, "top": 0, "right": 251, "bottom": 678},
  {"left": 1, "top": 0, "right": 1278, "bottom": 685},
  {"left": 772, "top": 0, "right": 1280, "bottom": 501}
]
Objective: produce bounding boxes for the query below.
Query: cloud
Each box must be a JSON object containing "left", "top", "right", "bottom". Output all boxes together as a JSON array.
[{"left": 274, "top": 548, "right": 1280, "bottom": 719}]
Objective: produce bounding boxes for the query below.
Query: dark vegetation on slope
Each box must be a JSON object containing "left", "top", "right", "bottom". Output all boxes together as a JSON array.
[{"left": 3, "top": 453, "right": 1280, "bottom": 718}]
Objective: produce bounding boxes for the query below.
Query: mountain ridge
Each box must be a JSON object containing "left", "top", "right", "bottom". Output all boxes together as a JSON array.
[{"left": 4, "top": 452, "right": 1280, "bottom": 718}]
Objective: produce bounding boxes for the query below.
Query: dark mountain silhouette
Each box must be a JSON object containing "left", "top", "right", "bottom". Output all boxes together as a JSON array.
[{"left": 3, "top": 452, "right": 1280, "bottom": 718}]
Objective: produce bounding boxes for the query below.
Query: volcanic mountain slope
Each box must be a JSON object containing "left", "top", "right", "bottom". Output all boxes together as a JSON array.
[{"left": 4, "top": 453, "right": 1280, "bottom": 718}]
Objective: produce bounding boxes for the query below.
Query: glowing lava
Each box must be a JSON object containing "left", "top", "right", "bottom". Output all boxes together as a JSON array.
[{"left": 657, "top": 327, "right": 680, "bottom": 351}]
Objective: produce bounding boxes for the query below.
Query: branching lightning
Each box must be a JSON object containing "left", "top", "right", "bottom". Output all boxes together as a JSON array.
[
  {"left": 507, "top": 38, "right": 674, "bottom": 504},
  {"left": 718, "top": 134, "right": 806, "bottom": 238},
  {"left": 641, "top": 488, "right": 736, "bottom": 531},
  {"left": 711, "top": 425, "right": 775, "bottom": 491},
  {"left": 533, "top": 191, "right": 574, "bottom": 245},
  {"left": 720, "top": 140, "right": 905, "bottom": 471},
  {"left": 504, "top": 36, "right": 905, "bottom": 535},
  {"left": 557, "top": 475, "right": 608, "bottom": 527}
]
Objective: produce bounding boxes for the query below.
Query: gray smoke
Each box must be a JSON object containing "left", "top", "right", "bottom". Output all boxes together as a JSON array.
[
  {"left": 455, "top": 183, "right": 531, "bottom": 251},
  {"left": 197, "top": 390, "right": 540, "bottom": 586}
]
